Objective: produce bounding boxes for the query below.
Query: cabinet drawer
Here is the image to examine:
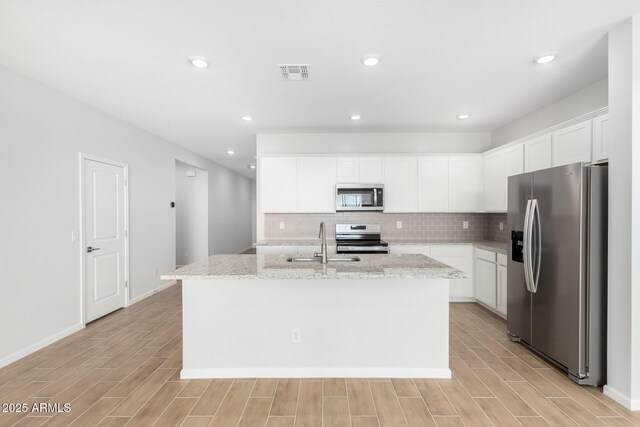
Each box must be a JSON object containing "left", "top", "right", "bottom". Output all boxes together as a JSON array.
[
  {"left": 497, "top": 253, "right": 507, "bottom": 266},
  {"left": 430, "top": 245, "right": 472, "bottom": 257},
  {"left": 476, "top": 248, "right": 496, "bottom": 262}
]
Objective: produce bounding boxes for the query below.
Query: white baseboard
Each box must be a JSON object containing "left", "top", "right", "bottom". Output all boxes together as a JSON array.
[
  {"left": 181, "top": 367, "right": 452, "bottom": 379},
  {"left": 449, "top": 297, "right": 476, "bottom": 302},
  {"left": 604, "top": 385, "right": 640, "bottom": 411},
  {"left": 0, "top": 323, "right": 84, "bottom": 369},
  {"left": 128, "top": 281, "right": 177, "bottom": 306}
]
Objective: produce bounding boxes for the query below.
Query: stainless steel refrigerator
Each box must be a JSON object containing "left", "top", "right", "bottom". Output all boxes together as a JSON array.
[{"left": 507, "top": 162, "right": 607, "bottom": 386}]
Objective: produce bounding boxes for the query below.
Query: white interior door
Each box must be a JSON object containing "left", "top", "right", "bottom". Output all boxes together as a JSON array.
[{"left": 83, "top": 156, "right": 127, "bottom": 322}]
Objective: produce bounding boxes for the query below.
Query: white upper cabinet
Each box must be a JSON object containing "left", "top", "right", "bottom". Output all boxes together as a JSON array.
[
  {"left": 259, "top": 157, "right": 298, "bottom": 213},
  {"left": 524, "top": 134, "right": 552, "bottom": 172},
  {"left": 418, "top": 157, "right": 449, "bottom": 212},
  {"left": 298, "top": 158, "right": 336, "bottom": 213},
  {"left": 336, "top": 157, "right": 383, "bottom": 183},
  {"left": 592, "top": 114, "right": 609, "bottom": 164},
  {"left": 449, "top": 157, "right": 483, "bottom": 212},
  {"left": 359, "top": 157, "right": 384, "bottom": 183},
  {"left": 383, "top": 157, "right": 418, "bottom": 212},
  {"left": 552, "top": 120, "right": 592, "bottom": 167},
  {"left": 483, "top": 144, "right": 523, "bottom": 212},
  {"left": 483, "top": 152, "right": 505, "bottom": 212},
  {"left": 336, "top": 157, "right": 360, "bottom": 183},
  {"left": 504, "top": 144, "right": 524, "bottom": 178}
]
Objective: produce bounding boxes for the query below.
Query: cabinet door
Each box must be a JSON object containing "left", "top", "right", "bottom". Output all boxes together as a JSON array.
[
  {"left": 483, "top": 152, "right": 504, "bottom": 212},
  {"left": 418, "top": 157, "right": 449, "bottom": 212},
  {"left": 449, "top": 157, "right": 483, "bottom": 212},
  {"left": 475, "top": 258, "right": 497, "bottom": 308},
  {"left": 592, "top": 114, "right": 609, "bottom": 163},
  {"left": 259, "top": 157, "right": 297, "bottom": 213},
  {"left": 497, "top": 264, "right": 508, "bottom": 316},
  {"left": 524, "top": 134, "right": 552, "bottom": 172},
  {"left": 298, "top": 158, "right": 336, "bottom": 213},
  {"left": 383, "top": 157, "right": 418, "bottom": 212},
  {"left": 359, "top": 157, "right": 383, "bottom": 183},
  {"left": 336, "top": 157, "right": 359, "bottom": 183},
  {"left": 504, "top": 144, "right": 524, "bottom": 177},
  {"left": 502, "top": 145, "right": 524, "bottom": 211},
  {"left": 552, "top": 120, "right": 592, "bottom": 167},
  {"left": 430, "top": 245, "right": 474, "bottom": 300}
]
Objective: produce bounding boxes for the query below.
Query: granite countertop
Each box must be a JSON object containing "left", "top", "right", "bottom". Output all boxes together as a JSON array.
[
  {"left": 257, "top": 239, "right": 507, "bottom": 255},
  {"left": 161, "top": 254, "right": 467, "bottom": 281}
]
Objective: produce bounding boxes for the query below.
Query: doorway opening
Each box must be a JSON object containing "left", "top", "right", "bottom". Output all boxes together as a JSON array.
[{"left": 175, "top": 160, "right": 209, "bottom": 268}]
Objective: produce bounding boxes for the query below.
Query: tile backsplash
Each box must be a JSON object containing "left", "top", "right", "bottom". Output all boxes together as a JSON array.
[{"left": 265, "top": 212, "right": 508, "bottom": 242}]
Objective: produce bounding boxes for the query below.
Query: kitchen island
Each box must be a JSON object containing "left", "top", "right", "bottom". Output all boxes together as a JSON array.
[{"left": 162, "top": 253, "right": 465, "bottom": 379}]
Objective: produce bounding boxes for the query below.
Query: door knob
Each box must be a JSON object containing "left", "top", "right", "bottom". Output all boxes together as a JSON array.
[{"left": 87, "top": 247, "right": 101, "bottom": 253}]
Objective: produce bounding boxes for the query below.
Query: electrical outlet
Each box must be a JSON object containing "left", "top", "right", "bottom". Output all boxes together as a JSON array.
[
  {"left": 291, "top": 328, "right": 301, "bottom": 343},
  {"left": 396, "top": 221, "right": 402, "bottom": 229},
  {"left": 462, "top": 221, "right": 469, "bottom": 230},
  {"left": 71, "top": 231, "right": 79, "bottom": 242},
  {"left": 499, "top": 221, "right": 504, "bottom": 230},
  {"left": 279, "top": 221, "right": 285, "bottom": 230}
]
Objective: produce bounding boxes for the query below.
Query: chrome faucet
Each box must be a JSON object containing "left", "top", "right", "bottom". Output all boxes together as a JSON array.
[{"left": 314, "top": 221, "right": 328, "bottom": 264}]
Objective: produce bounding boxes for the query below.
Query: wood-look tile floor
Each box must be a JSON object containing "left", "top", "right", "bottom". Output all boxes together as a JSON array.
[{"left": 1, "top": 284, "right": 639, "bottom": 427}]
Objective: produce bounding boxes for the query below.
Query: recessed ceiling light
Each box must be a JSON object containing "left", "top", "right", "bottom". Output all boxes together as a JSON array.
[
  {"left": 350, "top": 115, "right": 361, "bottom": 121},
  {"left": 189, "top": 57, "right": 209, "bottom": 68},
  {"left": 535, "top": 54, "right": 557, "bottom": 64},
  {"left": 241, "top": 115, "right": 252, "bottom": 121},
  {"left": 362, "top": 55, "right": 381, "bottom": 67},
  {"left": 458, "top": 114, "right": 471, "bottom": 120},
  {"left": 226, "top": 149, "right": 235, "bottom": 155},
  {"left": 248, "top": 165, "right": 256, "bottom": 169}
]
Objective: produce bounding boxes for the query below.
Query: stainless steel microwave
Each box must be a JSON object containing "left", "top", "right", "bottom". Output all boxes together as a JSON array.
[{"left": 336, "top": 184, "right": 384, "bottom": 211}]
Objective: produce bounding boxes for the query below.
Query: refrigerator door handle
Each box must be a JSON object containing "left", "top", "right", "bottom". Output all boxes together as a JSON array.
[
  {"left": 523, "top": 199, "right": 533, "bottom": 292},
  {"left": 531, "top": 199, "right": 542, "bottom": 293}
]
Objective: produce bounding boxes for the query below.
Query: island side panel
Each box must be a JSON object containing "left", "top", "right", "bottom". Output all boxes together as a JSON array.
[{"left": 182, "top": 278, "right": 450, "bottom": 379}]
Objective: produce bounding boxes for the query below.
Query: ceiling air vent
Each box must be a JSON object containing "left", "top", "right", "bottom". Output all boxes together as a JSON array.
[{"left": 278, "top": 64, "right": 309, "bottom": 81}]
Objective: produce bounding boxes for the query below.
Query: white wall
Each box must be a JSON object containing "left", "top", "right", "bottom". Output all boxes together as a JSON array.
[
  {"left": 491, "top": 78, "right": 608, "bottom": 147},
  {"left": 257, "top": 132, "right": 492, "bottom": 155},
  {"left": 175, "top": 161, "right": 209, "bottom": 267},
  {"left": 0, "top": 65, "right": 252, "bottom": 367},
  {"left": 605, "top": 16, "right": 640, "bottom": 410}
]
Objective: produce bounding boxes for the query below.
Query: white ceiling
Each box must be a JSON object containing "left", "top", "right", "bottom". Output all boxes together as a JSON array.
[{"left": 1, "top": 0, "right": 639, "bottom": 177}]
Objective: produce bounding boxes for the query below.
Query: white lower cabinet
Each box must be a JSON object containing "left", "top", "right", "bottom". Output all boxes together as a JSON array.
[
  {"left": 389, "top": 245, "right": 430, "bottom": 255},
  {"left": 475, "top": 258, "right": 497, "bottom": 308},
  {"left": 497, "top": 264, "right": 508, "bottom": 315},
  {"left": 474, "top": 248, "right": 507, "bottom": 317},
  {"left": 429, "top": 245, "right": 474, "bottom": 301}
]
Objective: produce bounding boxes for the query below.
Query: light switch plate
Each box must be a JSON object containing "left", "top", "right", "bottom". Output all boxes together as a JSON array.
[
  {"left": 462, "top": 221, "right": 469, "bottom": 230},
  {"left": 396, "top": 221, "right": 402, "bottom": 229},
  {"left": 499, "top": 222, "right": 504, "bottom": 230},
  {"left": 279, "top": 222, "right": 285, "bottom": 230}
]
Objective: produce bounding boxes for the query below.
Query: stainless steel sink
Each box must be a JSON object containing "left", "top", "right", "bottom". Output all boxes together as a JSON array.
[{"left": 287, "top": 256, "right": 361, "bottom": 263}]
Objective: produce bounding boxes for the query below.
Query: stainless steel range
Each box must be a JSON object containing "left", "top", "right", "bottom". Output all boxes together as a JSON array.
[{"left": 335, "top": 224, "right": 389, "bottom": 254}]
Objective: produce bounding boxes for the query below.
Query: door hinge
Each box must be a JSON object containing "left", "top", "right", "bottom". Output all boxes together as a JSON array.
[
  {"left": 124, "top": 179, "right": 127, "bottom": 186},
  {"left": 125, "top": 280, "right": 128, "bottom": 288},
  {"left": 124, "top": 229, "right": 128, "bottom": 237}
]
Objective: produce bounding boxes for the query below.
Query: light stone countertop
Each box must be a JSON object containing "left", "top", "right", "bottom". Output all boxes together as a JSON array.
[
  {"left": 257, "top": 239, "right": 507, "bottom": 255},
  {"left": 161, "top": 254, "right": 467, "bottom": 281}
]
